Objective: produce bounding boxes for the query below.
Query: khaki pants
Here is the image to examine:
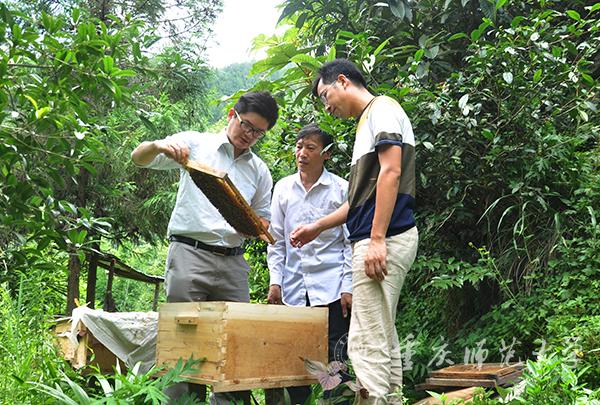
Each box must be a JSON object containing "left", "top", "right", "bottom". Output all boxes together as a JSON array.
[{"left": 348, "top": 227, "right": 418, "bottom": 404}]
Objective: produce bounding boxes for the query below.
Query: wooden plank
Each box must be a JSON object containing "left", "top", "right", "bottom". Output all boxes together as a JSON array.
[
  {"left": 414, "top": 387, "right": 479, "bottom": 405},
  {"left": 425, "top": 377, "right": 497, "bottom": 388},
  {"left": 221, "top": 319, "right": 327, "bottom": 380},
  {"left": 496, "top": 369, "right": 523, "bottom": 386},
  {"left": 53, "top": 320, "right": 88, "bottom": 369},
  {"left": 213, "top": 375, "right": 318, "bottom": 392},
  {"left": 416, "top": 367, "right": 523, "bottom": 391},
  {"left": 430, "top": 363, "right": 523, "bottom": 380},
  {"left": 222, "top": 302, "right": 328, "bottom": 322},
  {"left": 415, "top": 382, "right": 446, "bottom": 392},
  {"left": 424, "top": 371, "right": 523, "bottom": 388},
  {"left": 184, "top": 160, "right": 275, "bottom": 244}
]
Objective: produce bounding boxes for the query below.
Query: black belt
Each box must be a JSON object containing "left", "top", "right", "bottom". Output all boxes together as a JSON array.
[{"left": 169, "top": 235, "right": 244, "bottom": 256}]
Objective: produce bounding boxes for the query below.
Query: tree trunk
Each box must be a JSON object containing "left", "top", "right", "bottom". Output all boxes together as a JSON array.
[
  {"left": 66, "top": 251, "right": 81, "bottom": 315},
  {"left": 86, "top": 243, "right": 99, "bottom": 309},
  {"left": 66, "top": 167, "right": 89, "bottom": 314}
]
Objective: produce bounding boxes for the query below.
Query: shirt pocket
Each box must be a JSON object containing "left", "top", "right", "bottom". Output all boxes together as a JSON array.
[
  {"left": 230, "top": 171, "right": 257, "bottom": 204},
  {"left": 314, "top": 207, "right": 342, "bottom": 242}
]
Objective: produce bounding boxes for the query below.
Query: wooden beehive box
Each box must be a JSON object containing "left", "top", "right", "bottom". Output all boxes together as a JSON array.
[{"left": 156, "top": 302, "right": 328, "bottom": 392}]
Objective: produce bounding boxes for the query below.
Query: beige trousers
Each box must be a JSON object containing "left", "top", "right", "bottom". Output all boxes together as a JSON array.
[{"left": 348, "top": 227, "right": 418, "bottom": 405}]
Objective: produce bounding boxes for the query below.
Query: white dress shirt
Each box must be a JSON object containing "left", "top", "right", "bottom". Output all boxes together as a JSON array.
[
  {"left": 141, "top": 130, "right": 272, "bottom": 248},
  {"left": 268, "top": 168, "right": 352, "bottom": 306}
]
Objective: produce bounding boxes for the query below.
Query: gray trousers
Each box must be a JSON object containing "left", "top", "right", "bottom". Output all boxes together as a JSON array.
[{"left": 163, "top": 241, "right": 251, "bottom": 405}]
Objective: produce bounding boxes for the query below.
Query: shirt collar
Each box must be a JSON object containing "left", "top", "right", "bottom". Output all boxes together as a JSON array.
[
  {"left": 217, "top": 130, "right": 253, "bottom": 160},
  {"left": 294, "top": 167, "right": 332, "bottom": 189},
  {"left": 315, "top": 167, "right": 332, "bottom": 186}
]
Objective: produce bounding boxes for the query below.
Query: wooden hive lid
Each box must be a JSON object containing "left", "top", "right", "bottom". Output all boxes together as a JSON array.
[{"left": 184, "top": 160, "right": 275, "bottom": 244}]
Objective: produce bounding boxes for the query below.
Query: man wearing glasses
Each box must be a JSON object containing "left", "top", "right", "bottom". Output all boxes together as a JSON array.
[
  {"left": 132, "top": 91, "right": 278, "bottom": 404},
  {"left": 290, "top": 59, "right": 418, "bottom": 404}
]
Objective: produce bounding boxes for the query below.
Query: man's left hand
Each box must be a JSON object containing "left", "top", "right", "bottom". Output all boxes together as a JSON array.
[
  {"left": 340, "top": 293, "right": 352, "bottom": 318},
  {"left": 365, "top": 238, "right": 387, "bottom": 281}
]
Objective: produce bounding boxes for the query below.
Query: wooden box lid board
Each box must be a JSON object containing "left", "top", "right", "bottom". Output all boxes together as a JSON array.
[{"left": 416, "top": 363, "right": 524, "bottom": 391}]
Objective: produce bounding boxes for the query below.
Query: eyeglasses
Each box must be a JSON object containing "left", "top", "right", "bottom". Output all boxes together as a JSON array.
[
  {"left": 318, "top": 82, "right": 337, "bottom": 105},
  {"left": 234, "top": 109, "right": 266, "bottom": 138}
]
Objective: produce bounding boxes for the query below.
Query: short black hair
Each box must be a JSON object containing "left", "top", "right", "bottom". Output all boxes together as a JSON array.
[
  {"left": 311, "top": 59, "right": 368, "bottom": 97},
  {"left": 234, "top": 91, "right": 279, "bottom": 129},
  {"left": 296, "top": 123, "right": 334, "bottom": 150}
]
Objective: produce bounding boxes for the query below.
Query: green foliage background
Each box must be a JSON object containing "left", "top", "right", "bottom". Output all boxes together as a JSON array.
[{"left": 0, "top": 0, "right": 598, "bottom": 403}]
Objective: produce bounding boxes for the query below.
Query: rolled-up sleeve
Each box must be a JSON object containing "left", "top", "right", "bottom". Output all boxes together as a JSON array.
[{"left": 142, "top": 132, "right": 192, "bottom": 170}]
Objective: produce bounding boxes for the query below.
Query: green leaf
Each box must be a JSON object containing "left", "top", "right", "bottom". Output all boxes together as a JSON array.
[
  {"left": 326, "top": 45, "right": 336, "bottom": 61},
  {"left": 583, "top": 101, "right": 597, "bottom": 112},
  {"left": 588, "top": 3, "right": 600, "bottom": 12},
  {"left": 448, "top": 32, "right": 467, "bottom": 41},
  {"left": 295, "top": 13, "right": 308, "bottom": 29},
  {"left": 587, "top": 206, "right": 597, "bottom": 227},
  {"left": 566, "top": 10, "right": 581, "bottom": 20},
  {"left": 404, "top": 4, "right": 413, "bottom": 21},
  {"left": 11, "top": 23, "right": 22, "bottom": 42},
  {"left": 390, "top": 0, "right": 405, "bottom": 20},
  {"left": 63, "top": 376, "right": 91, "bottom": 402},
  {"left": 35, "top": 106, "right": 51, "bottom": 119},
  {"left": 71, "top": 8, "right": 80, "bottom": 24},
  {"left": 139, "top": 114, "right": 158, "bottom": 135},
  {"left": 414, "top": 49, "right": 424, "bottom": 62},
  {"left": 471, "top": 28, "right": 482, "bottom": 42},
  {"left": 112, "top": 69, "right": 136, "bottom": 78},
  {"left": 581, "top": 73, "right": 594, "bottom": 85},
  {"left": 102, "top": 56, "right": 114, "bottom": 73},
  {"left": 482, "top": 129, "right": 494, "bottom": 140},
  {"left": 132, "top": 42, "right": 142, "bottom": 60},
  {"left": 24, "top": 95, "right": 38, "bottom": 110},
  {"left": 511, "top": 15, "right": 524, "bottom": 28},
  {"left": 496, "top": 0, "right": 507, "bottom": 9},
  {"left": 373, "top": 37, "right": 392, "bottom": 57},
  {"left": 533, "top": 69, "right": 542, "bottom": 83},
  {"left": 425, "top": 45, "right": 440, "bottom": 59},
  {"left": 37, "top": 237, "right": 52, "bottom": 250},
  {"left": 41, "top": 11, "right": 52, "bottom": 31},
  {"left": 471, "top": 20, "right": 491, "bottom": 41},
  {"left": 97, "top": 375, "right": 114, "bottom": 395},
  {"left": 293, "top": 85, "right": 312, "bottom": 107},
  {"left": 30, "top": 382, "right": 80, "bottom": 405},
  {"left": 480, "top": 0, "right": 496, "bottom": 19},
  {"left": 290, "top": 54, "right": 320, "bottom": 68}
]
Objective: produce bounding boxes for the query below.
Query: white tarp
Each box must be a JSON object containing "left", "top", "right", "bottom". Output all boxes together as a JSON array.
[{"left": 59, "top": 306, "right": 158, "bottom": 373}]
